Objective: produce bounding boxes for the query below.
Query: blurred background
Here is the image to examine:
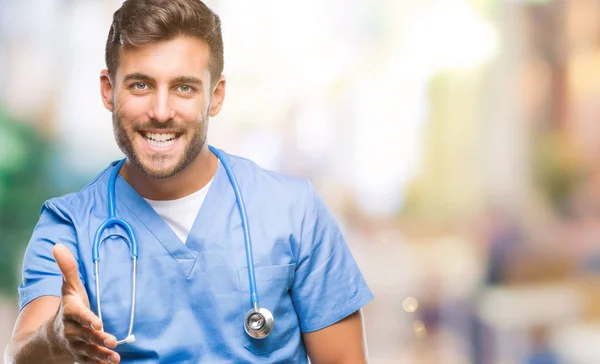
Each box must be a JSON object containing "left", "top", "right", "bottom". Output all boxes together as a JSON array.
[{"left": 2, "top": 0, "right": 600, "bottom": 362}]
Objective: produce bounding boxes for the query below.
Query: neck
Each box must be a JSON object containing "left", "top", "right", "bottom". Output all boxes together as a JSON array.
[{"left": 120, "top": 144, "right": 218, "bottom": 201}]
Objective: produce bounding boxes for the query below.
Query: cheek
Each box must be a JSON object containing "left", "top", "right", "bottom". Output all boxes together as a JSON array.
[
  {"left": 116, "top": 95, "right": 151, "bottom": 122},
  {"left": 172, "top": 98, "right": 207, "bottom": 120}
]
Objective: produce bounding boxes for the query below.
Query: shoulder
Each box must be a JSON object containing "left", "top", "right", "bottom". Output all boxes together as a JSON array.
[
  {"left": 39, "top": 162, "right": 116, "bottom": 221},
  {"left": 221, "top": 150, "right": 326, "bottom": 229},
  {"left": 224, "top": 151, "right": 317, "bottom": 204}
]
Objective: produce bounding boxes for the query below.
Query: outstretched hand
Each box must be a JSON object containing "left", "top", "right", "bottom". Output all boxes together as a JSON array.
[{"left": 50, "top": 244, "right": 121, "bottom": 364}]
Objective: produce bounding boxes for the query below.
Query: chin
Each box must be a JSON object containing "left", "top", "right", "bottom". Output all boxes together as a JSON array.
[
  {"left": 137, "top": 156, "right": 183, "bottom": 179},
  {"left": 144, "top": 168, "right": 178, "bottom": 179}
]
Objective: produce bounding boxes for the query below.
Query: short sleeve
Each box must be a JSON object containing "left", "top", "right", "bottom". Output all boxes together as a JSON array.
[
  {"left": 291, "top": 182, "right": 373, "bottom": 333},
  {"left": 18, "top": 200, "right": 80, "bottom": 312}
]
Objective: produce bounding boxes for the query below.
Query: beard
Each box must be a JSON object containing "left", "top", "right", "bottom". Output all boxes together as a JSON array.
[{"left": 112, "top": 111, "right": 209, "bottom": 179}]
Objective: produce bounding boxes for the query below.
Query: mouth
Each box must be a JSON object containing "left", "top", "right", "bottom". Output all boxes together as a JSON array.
[{"left": 139, "top": 131, "right": 182, "bottom": 150}]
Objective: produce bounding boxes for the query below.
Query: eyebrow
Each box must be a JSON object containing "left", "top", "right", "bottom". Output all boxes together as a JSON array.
[
  {"left": 123, "top": 73, "right": 155, "bottom": 83},
  {"left": 123, "top": 73, "right": 203, "bottom": 87},
  {"left": 171, "top": 76, "right": 203, "bottom": 87}
]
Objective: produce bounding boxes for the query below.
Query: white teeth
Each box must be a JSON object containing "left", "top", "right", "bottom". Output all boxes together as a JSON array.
[
  {"left": 145, "top": 138, "right": 177, "bottom": 148},
  {"left": 145, "top": 132, "right": 176, "bottom": 142},
  {"left": 142, "top": 132, "right": 178, "bottom": 148}
]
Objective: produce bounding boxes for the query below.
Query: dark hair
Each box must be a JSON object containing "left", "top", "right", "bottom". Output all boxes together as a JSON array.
[{"left": 105, "top": 0, "right": 224, "bottom": 85}]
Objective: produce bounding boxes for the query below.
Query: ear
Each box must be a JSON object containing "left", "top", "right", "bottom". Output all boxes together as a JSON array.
[
  {"left": 209, "top": 75, "right": 226, "bottom": 117},
  {"left": 100, "top": 69, "right": 115, "bottom": 112}
]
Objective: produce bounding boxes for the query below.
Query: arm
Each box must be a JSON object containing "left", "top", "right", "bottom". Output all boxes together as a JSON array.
[
  {"left": 5, "top": 245, "right": 120, "bottom": 364},
  {"left": 5, "top": 296, "right": 71, "bottom": 364},
  {"left": 304, "top": 310, "right": 368, "bottom": 364},
  {"left": 292, "top": 182, "right": 374, "bottom": 362}
]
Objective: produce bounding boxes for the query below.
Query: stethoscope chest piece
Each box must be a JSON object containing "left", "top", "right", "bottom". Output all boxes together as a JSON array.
[{"left": 244, "top": 307, "right": 274, "bottom": 339}]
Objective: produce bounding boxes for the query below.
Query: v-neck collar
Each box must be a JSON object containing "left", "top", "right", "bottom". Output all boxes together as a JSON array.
[{"left": 99, "top": 151, "right": 233, "bottom": 278}]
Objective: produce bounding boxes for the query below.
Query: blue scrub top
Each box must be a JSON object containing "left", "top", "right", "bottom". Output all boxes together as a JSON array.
[{"left": 18, "top": 148, "right": 374, "bottom": 363}]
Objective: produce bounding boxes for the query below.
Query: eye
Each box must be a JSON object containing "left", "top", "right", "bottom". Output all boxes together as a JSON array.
[
  {"left": 177, "top": 85, "right": 194, "bottom": 93},
  {"left": 133, "top": 82, "right": 148, "bottom": 91}
]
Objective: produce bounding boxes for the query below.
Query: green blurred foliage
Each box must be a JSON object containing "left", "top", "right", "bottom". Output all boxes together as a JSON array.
[{"left": 0, "top": 109, "right": 57, "bottom": 297}]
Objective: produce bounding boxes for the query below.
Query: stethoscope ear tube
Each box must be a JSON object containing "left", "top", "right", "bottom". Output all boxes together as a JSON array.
[
  {"left": 93, "top": 221, "right": 138, "bottom": 346},
  {"left": 93, "top": 159, "right": 140, "bottom": 346}
]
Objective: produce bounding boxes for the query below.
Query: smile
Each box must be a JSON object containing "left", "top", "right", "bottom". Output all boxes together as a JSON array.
[{"left": 141, "top": 131, "right": 181, "bottom": 149}]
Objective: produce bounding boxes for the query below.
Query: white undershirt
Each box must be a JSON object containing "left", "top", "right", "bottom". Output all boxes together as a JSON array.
[{"left": 144, "top": 178, "right": 213, "bottom": 244}]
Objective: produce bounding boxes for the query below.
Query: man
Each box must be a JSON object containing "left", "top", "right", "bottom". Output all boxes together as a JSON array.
[{"left": 5, "top": 0, "right": 373, "bottom": 363}]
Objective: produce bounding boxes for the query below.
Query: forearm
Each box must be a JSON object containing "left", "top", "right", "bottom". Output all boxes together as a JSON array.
[
  {"left": 304, "top": 310, "right": 369, "bottom": 364},
  {"left": 5, "top": 320, "right": 72, "bottom": 364}
]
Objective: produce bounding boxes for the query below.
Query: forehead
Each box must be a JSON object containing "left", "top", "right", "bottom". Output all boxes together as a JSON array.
[{"left": 117, "top": 36, "right": 211, "bottom": 80}]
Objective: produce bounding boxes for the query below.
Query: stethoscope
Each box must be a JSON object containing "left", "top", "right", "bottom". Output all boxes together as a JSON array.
[{"left": 92, "top": 145, "right": 274, "bottom": 345}]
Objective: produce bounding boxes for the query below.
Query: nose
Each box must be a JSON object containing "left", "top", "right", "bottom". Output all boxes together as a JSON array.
[{"left": 148, "top": 88, "right": 175, "bottom": 122}]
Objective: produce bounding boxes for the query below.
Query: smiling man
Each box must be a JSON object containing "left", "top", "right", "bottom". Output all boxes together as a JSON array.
[{"left": 4, "top": 1, "right": 373, "bottom": 363}]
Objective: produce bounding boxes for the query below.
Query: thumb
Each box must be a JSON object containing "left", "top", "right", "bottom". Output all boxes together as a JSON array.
[{"left": 52, "top": 244, "right": 84, "bottom": 293}]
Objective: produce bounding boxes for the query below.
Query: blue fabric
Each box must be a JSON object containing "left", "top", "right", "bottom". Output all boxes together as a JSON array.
[{"left": 18, "top": 148, "right": 374, "bottom": 363}]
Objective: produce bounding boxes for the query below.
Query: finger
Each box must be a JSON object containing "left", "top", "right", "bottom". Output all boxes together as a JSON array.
[
  {"left": 63, "top": 321, "right": 118, "bottom": 349},
  {"left": 70, "top": 341, "right": 121, "bottom": 364},
  {"left": 74, "top": 358, "right": 105, "bottom": 364},
  {"left": 73, "top": 353, "right": 109, "bottom": 364},
  {"left": 62, "top": 298, "right": 103, "bottom": 332},
  {"left": 53, "top": 244, "right": 84, "bottom": 291}
]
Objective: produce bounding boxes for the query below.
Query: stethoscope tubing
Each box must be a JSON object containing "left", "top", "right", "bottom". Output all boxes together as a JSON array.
[
  {"left": 208, "top": 145, "right": 261, "bottom": 309},
  {"left": 92, "top": 146, "right": 266, "bottom": 343}
]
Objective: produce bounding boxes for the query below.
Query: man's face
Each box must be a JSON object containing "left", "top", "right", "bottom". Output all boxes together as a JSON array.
[{"left": 101, "top": 36, "right": 224, "bottom": 178}]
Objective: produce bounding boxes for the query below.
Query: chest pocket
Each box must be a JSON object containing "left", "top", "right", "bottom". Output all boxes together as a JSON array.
[{"left": 237, "top": 264, "right": 296, "bottom": 355}]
